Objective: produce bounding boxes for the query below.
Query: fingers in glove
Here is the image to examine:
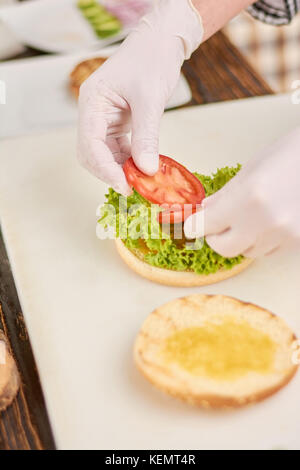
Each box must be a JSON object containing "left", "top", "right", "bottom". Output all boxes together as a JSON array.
[
  {"left": 106, "top": 135, "right": 131, "bottom": 165},
  {"left": 130, "top": 99, "right": 162, "bottom": 176},
  {"left": 82, "top": 138, "right": 132, "bottom": 196},
  {"left": 184, "top": 189, "right": 232, "bottom": 239},
  {"left": 205, "top": 227, "right": 255, "bottom": 258},
  {"left": 117, "top": 135, "right": 131, "bottom": 160},
  {"left": 78, "top": 103, "right": 131, "bottom": 195},
  {"left": 242, "top": 231, "right": 285, "bottom": 258}
]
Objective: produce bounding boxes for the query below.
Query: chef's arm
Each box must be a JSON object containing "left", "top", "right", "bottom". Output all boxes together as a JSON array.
[
  {"left": 191, "top": 0, "right": 255, "bottom": 42},
  {"left": 192, "top": 0, "right": 300, "bottom": 40}
]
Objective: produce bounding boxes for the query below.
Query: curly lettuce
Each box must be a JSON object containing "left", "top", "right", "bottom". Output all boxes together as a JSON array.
[{"left": 98, "top": 165, "right": 243, "bottom": 275}]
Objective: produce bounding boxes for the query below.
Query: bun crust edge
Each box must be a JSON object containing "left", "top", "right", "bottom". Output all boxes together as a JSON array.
[
  {"left": 134, "top": 348, "right": 298, "bottom": 409},
  {"left": 115, "top": 238, "right": 253, "bottom": 287},
  {"left": 134, "top": 294, "right": 298, "bottom": 409}
]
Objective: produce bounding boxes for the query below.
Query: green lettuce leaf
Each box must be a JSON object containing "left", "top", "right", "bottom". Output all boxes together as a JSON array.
[{"left": 98, "top": 165, "right": 243, "bottom": 275}]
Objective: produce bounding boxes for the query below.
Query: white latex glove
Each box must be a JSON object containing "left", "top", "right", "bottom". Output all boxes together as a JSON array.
[
  {"left": 78, "top": 0, "right": 203, "bottom": 195},
  {"left": 184, "top": 127, "right": 300, "bottom": 258}
]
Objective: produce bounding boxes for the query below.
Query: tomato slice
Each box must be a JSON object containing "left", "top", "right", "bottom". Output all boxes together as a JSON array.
[{"left": 123, "top": 155, "right": 205, "bottom": 223}]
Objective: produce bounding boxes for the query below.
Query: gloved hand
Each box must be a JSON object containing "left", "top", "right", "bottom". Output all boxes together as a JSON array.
[
  {"left": 78, "top": 0, "right": 203, "bottom": 195},
  {"left": 184, "top": 127, "right": 300, "bottom": 257}
]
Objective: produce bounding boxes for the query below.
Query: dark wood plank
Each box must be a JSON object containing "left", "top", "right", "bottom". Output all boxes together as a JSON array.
[
  {"left": 0, "top": 31, "right": 272, "bottom": 450},
  {"left": 182, "top": 31, "right": 273, "bottom": 105},
  {"left": 0, "top": 232, "right": 55, "bottom": 450}
]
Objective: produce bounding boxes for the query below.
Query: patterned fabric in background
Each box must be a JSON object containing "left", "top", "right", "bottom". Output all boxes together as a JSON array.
[
  {"left": 225, "top": 3, "right": 300, "bottom": 92},
  {"left": 248, "top": 0, "right": 299, "bottom": 25}
]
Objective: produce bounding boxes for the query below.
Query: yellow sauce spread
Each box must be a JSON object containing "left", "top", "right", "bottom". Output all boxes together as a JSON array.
[{"left": 162, "top": 317, "right": 276, "bottom": 380}]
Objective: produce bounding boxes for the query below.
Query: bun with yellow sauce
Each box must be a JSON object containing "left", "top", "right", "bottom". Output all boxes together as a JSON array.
[{"left": 134, "top": 294, "right": 298, "bottom": 409}]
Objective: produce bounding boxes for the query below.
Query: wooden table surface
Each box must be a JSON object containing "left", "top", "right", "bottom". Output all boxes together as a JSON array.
[{"left": 0, "top": 31, "right": 272, "bottom": 450}]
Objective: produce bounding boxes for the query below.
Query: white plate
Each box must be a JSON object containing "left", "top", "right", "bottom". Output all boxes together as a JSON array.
[
  {"left": 0, "top": 46, "right": 192, "bottom": 138},
  {"left": 0, "top": 93, "right": 300, "bottom": 450},
  {"left": 0, "top": 0, "right": 25, "bottom": 60},
  {"left": 0, "top": 0, "right": 131, "bottom": 53}
]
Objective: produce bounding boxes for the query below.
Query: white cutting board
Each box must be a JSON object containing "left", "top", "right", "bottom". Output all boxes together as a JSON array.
[
  {"left": 0, "top": 48, "right": 191, "bottom": 138},
  {"left": 0, "top": 93, "right": 300, "bottom": 450}
]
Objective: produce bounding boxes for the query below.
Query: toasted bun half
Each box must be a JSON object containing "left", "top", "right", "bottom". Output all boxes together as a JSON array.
[
  {"left": 115, "top": 238, "right": 253, "bottom": 287},
  {"left": 69, "top": 57, "right": 107, "bottom": 98},
  {"left": 0, "top": 330, "right": 20, "bottom": 411},
  {"left": 134, "top": 294, "right": 298, "bottom": 409}
]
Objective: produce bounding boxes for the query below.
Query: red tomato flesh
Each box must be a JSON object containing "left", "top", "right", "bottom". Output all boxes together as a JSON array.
[{"left": 123, "top": 155, "right": 205, "bottom": 223}]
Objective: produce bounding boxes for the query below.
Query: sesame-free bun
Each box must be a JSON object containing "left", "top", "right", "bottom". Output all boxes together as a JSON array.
[
  {"left": 115, "top": 238, "right": 253, "bottom": 287},
  {"left": 134, "top": 294, "right": 298, "bottom": 409}
]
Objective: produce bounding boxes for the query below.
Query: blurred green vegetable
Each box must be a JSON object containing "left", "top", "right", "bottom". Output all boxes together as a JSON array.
[{"left": 77, "top": 0, "right": 121, "bottom": 39}]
